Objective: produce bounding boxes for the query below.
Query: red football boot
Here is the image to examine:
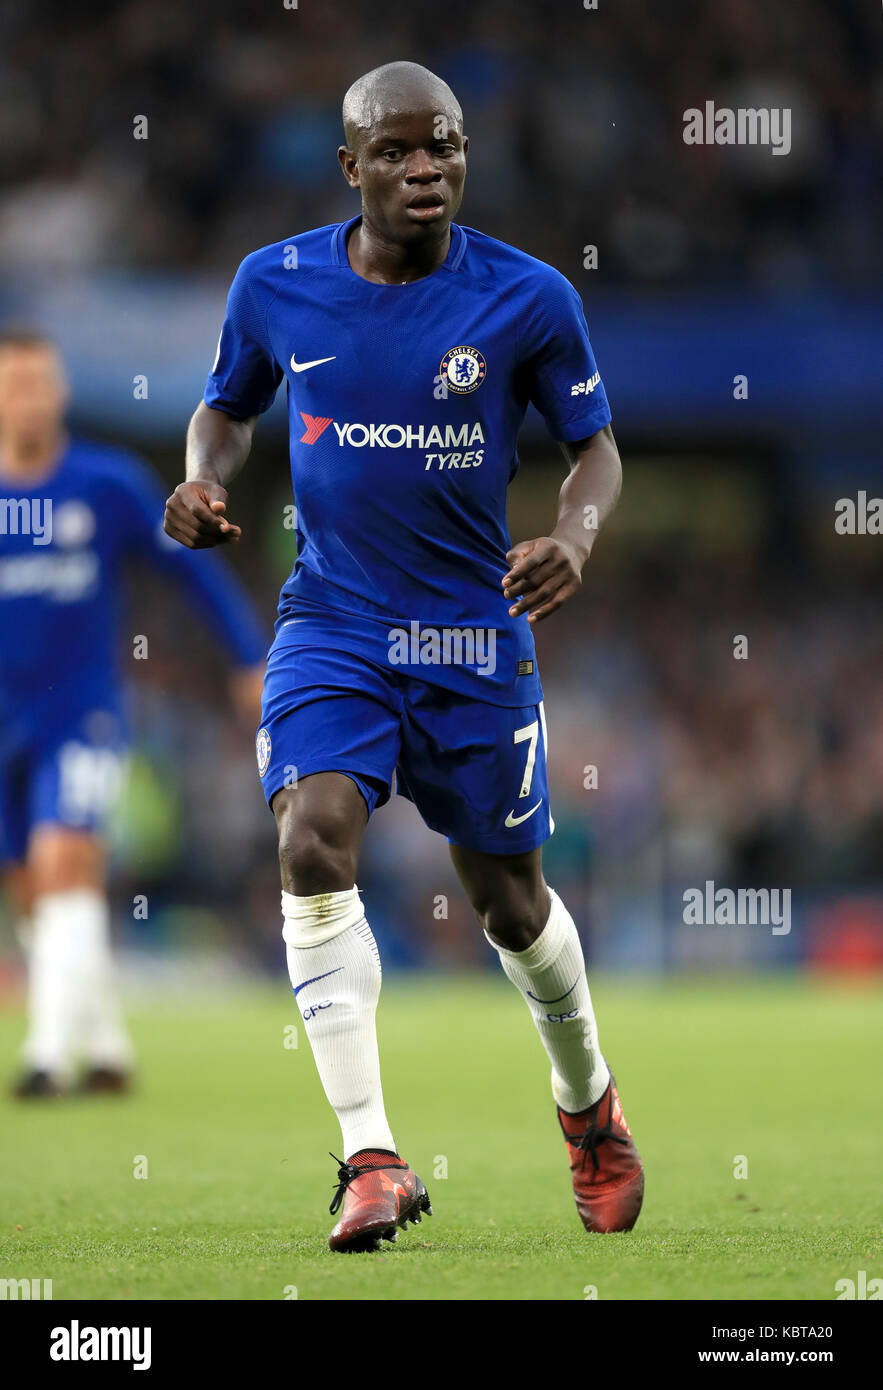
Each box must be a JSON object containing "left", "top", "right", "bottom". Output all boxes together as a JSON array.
[
  {"left": 557, "top": 1070, "right": 644, "bottom": 1233},
  {"left": 78, "top": 1065, "right": 133, "bottom": 1096},
  {"left": 11, "top": 1068, "right": 67, "bottom": 1099},
  {"left": 328, "top": 1149, "right": 432, "bottom": 1253}
]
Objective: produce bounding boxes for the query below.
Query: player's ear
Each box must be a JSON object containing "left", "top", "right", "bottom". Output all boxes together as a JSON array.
[
  {"left": 462, "top": 134, "right": 468, "bottom": 158},
  {"left": 337, "top": 145, "right": 360, "bottom": 188}
]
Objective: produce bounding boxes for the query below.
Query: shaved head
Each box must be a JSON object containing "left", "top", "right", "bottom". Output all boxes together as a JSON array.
[
  {"left": 337, "top": 60, "right": 467, "bottom": 267},
  {"left": 342, "top": 61, "right": 462, "bottom": 151}
]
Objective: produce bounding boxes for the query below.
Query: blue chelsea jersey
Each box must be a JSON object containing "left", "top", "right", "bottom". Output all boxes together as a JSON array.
[
  {"left": 0, "top": 438, "right": 267, "bottom": 757},
  {"left": 205, "top": 216, "right": 612, "bottom": 705}
]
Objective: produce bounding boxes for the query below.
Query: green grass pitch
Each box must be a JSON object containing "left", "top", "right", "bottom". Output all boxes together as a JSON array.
[{"left": 1, "top": 974, "right": 880, "bottom": 1300}]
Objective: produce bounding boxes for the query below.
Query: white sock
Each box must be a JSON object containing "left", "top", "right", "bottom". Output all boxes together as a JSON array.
[
  {"left": 486, "top": 887, "right": 610, "bottom": 1114},
  {"left": 22, "top": 889, "right": 132, "bottom": 1080},
  {"left": 78, "top": 903, "right": 134, "bottom": 1071},
  {"left": 282, "top": 886, "right": 396, "bottom": 1159}
]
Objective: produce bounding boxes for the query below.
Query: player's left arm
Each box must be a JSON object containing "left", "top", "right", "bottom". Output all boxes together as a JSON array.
[
  {"left": 116, "top": 458, "right": 268, "bottom": 720},
  {"left": 511, "top": 267, "right": 621, "bottom": 624},
  {"left": 504, "top": 424, "right": 622, "bottom": 625}
]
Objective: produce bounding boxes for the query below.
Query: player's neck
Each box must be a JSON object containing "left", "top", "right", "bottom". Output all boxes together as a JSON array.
[
  {"left": 0, "top": 428, "right": 67, "bottom": 482},
  {"left": 347, "top": 217, "right": 451, "bottom": 285}
]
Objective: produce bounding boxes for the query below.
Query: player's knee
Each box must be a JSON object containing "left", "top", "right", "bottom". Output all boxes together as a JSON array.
[
  {"left": 477, "top": 887, "right": 551, "bottom": 951},
  {"left": 3, "top": 863, "right": 34, "bottom": 916},
  {"left": 274, "top": 795, "right": 360, "bottom": 895},
  {"left": 28, "top": 828, "right": 104, "bottom": 897},
  {"left": 483, "top": 906, "right": 545, "bottom": 951}
]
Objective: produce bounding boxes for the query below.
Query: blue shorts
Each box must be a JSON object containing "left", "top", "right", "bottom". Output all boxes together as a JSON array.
[
  {"left": 0, "top": 710, "right": 126, "bottom": 865},
  {"left": 257, "top": 642, "right": 554, "bottom": 855}
]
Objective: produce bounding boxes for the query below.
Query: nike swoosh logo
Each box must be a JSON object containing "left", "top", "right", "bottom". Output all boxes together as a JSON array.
[
  {"left": 292, "top": 966, "right": 343, "bottom": 997},
  {"left": 290, "top": 354, "right": 336, "bottom": 373},
  {"left": 526, "top": 975, "right": 580, "bottom": 1005},
  {"left": 379, "top": 1173, "right": 409, "bottom": 1212},
  {"left": 504, "top": 801, "right": 542, "bottom": 828}
]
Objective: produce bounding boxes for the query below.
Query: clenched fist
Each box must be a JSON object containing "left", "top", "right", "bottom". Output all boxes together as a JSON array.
[{"left": 164, "top": 480, "right": 242, "bottom": 548}]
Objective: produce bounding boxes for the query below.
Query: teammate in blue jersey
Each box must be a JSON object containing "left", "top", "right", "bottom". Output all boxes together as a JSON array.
[
  {"left": 165, "top": 61, "right": 644, "bottom": 1249},
  {"left": 0, "top": 329, "right": 267, "bottom": 1097}
]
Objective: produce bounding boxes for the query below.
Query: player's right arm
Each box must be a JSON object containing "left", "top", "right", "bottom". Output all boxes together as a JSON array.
[
  {"left": 164, "top": 403, "right": 257, "bottom": 548},
  {"left": 165, "top": 249, "right": 283, "bottom": 549}
]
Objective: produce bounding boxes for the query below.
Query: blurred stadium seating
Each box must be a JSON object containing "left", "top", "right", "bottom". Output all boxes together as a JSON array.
[{"left": 0, "top": 0, "right": 878, "bottom": 289}]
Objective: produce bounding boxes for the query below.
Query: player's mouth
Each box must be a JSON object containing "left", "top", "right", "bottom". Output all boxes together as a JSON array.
[{"left": 405, "top": 193, "right": 446, "bottom": 221}]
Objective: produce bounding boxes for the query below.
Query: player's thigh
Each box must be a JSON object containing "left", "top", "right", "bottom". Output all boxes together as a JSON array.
[
  {"left": 259, "top": 641, "right": 402, "bottom": 892},
  {"left": 399, "top": 692, "right": 553, "bottom": 855}
]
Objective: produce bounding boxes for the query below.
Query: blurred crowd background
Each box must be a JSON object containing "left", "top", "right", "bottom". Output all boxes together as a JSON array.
[
  {"left": 0, "top": 0, "right": 880, "bottom": 289},
  {"left": 0, "top": 0, "right": 881, "bottom": 982}
]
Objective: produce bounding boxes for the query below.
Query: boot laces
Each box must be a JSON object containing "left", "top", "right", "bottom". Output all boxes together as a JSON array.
[
  {"left": 563, "top": 1087, "right": 628, "bottom": 1172},
  {"left": 328, "top": 1152, "right": 404, "bottom": 1215}
]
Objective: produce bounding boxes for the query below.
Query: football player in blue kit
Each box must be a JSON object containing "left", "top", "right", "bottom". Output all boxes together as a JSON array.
[
  {"left": 0, "top": 330, "right": 267, "bottom": 1097},
  {"left": 164, "top": 62, "right": 643, "bottom": 1250}
]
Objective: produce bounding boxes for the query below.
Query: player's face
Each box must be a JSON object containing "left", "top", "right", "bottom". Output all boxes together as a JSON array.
[
  {"left": 340, "top": 104, "right": 467, "bottom": 244},
  {"left": 0, "top": 346, "right": 68, "bottom": 446}
]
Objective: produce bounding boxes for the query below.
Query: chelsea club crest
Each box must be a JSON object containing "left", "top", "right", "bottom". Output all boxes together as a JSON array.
[
  {"left": 439, "top": 345, "right": 487, "bottom": 395},
  {"left": 255, "top": 727, "right": 272, "bottom": 778}
]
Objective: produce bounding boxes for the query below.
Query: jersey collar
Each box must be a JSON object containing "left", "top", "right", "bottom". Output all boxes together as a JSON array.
[{"left": 331, "top": 215, "right": 465, "bottom": 278}]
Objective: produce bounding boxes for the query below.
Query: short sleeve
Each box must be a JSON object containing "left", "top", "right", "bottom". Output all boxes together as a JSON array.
[
  {"left": 520, "top": 273, "right": 612, "bottom": 442},
  {"left": 204, "top": 254, "right": 284, "bottom": 420}
]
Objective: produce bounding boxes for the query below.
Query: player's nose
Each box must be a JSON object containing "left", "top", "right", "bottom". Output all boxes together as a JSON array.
[{"left": 403, "top": 152, "right": 443, "bottom": 183}]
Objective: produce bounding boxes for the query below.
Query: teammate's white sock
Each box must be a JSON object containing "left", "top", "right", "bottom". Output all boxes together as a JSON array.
[
  {"left": 486, "top": 887, "right": 610, "bottom": 1114},
  {"left": 282, "top": 887, "right": 396, "bottom": 1159},
  {"left": 78, "top": 899, "right": 134, "bottom": 1072},
  {"left": 22, "top": 888, "right": 132, "bottom": 1080}
]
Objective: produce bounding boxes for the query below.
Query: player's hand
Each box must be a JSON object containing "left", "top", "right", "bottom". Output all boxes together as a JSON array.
[
  {"left": 503, "top": 536, "right": 588, "bottom": 625},
  {"left": 163, "top": 480, "right": 242, "bottom": 548}
]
